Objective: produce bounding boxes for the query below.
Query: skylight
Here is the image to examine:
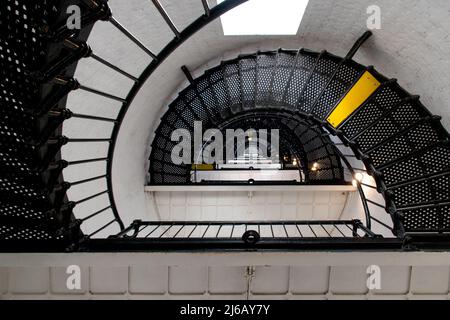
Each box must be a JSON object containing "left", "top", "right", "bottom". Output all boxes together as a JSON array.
[{"left": 217, "top": 0, "right": 309, "bottom": 36}]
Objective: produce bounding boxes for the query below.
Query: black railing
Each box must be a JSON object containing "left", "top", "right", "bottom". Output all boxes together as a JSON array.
[
  {"left": 114, "top": 220, "right": 378, "bottom": 240},
  {"left": 103, "top": 0, "right": 249, "bottom": 234}
]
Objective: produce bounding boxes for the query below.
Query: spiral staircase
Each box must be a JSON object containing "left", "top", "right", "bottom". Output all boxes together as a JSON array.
[{"left": 0, "top": 0, "right": 449, "bottom": 252}]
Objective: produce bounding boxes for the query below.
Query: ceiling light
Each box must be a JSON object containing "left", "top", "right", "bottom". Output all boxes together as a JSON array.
[
  {"left": 218, "top": 0, "right": 309, "bottom": 36},
  {"left": 354, "top": 172, "right": 364, "bottom": 182},
  {"left": 353, "top": 172, "right": 366, "bottom": 187},
  {"left": 311, "top": 162, "right": 319, "bottom": 171}
]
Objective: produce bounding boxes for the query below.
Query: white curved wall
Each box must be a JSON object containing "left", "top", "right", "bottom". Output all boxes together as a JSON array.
[{"left": 62, "top": 0, "right": 449, "bottom": 235}]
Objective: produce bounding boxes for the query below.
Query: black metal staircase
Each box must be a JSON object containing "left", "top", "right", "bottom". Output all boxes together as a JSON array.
[
  {"left": 0, "top": 0, "right": 449, "bottom": 251},
  {"left": 149, "top": 45, "right": 450, "bottom": 236}
]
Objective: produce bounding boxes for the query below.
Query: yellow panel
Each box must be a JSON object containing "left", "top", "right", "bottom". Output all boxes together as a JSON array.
[
  {"left": 327, "top": 71, "right": 381, "bottom": 128},
  {"left": 191, "top": 164, "right": 215, "bottom": 171}
]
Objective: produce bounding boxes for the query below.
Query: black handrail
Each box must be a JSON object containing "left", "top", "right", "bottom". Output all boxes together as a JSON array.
[{"left": 104, "top": 0, "right": 249, "bottom": 232}]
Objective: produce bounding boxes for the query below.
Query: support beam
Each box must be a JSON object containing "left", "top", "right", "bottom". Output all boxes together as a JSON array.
[
  {"left": 67, "top": 157, "right": 108, "bottom": 165},
  {"left": 78, "top": 84, "right": 127, "bottom": 103},
  {"left": 75, "top": 190, "right": 109, "bottom": 205},
  {"left": 201, "top": 0, "right": 210, "bottom": 16},
  {"left": 151, "top": 0, "right": 181, "bottom": 38},
  {"left": 70, "top": 175, "right": 108, "bottom": 186},
  {"left": 67, "top": 138, "right": 111, "bottom": 143},
  {"left": 88, "top": 220, "right": 117, "bottom": 238},
  {"left": 345, "top": 30, "right": 373, "bottom": 60},
  {"left": 90, "top": 53, "right": 139, "bottom": 82},
  {"left": 82, "top": 206, "right": 112, "bottom": 222},
  {"left": 71, "top": 113, "right": 117, "bottom": 123},
  {"left": 109, "top": 16, "right": 157, "bottom": 59},
  {"left": 181, "top": 65, "right": 194, "bottom": 83}
]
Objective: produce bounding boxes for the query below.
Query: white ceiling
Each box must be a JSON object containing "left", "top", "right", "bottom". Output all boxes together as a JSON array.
[{"left": 62, "top": 0, "right": 450, "bottom": 228}]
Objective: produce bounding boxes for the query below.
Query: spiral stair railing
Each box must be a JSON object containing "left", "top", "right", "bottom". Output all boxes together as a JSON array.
[
  {"left": 0, "top": 0, "right": 248, "bottom": 251},
  {"left": 0, "top": 0, "right": 450, "bottom": 251}
]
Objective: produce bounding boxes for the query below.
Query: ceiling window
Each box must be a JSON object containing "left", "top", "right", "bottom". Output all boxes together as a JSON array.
[{"left": 217, "top": 0, "right": 309, "bottom": 36}]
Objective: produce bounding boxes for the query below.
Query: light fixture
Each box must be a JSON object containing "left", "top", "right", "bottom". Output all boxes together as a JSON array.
[
  {"left": 311, "top": 162, "right": 319, "bottom": 171},
  {"left": 217, "top": 0, "right": 309, "bottom": 36},
  {"left": 354, "top": 172, "right": 364, "bottom": 182},
  {"left": 352, "top": 172, "right": 366, "bottom": 187},
  {"left": 292, "top": 159, "right": 298, "bottom": 166}
]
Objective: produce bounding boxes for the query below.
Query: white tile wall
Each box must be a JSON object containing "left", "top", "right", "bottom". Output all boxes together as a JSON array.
[
  {"left": 329, "top": 266, "right": 369, "bottom": 295},
  {"left": 9, "top": 267, "right": 49, "bottom": 295},
  {"left": 1, "top": 260, "right": 450, "bottom": 300},
  {"left": 154, "top": 191, "right": 349, "bottom": 221},
  {"left": 251, "top": 266, "right": 290, "bottom": 295},
  {"left": 169, "top": 266, "right": 208, "bottom": 295},
  {"left": 290, "top": 267, "right": 330, "bottom": 295},
  {"left": 411, "top": 266, "right": 450, "bottom": 295},
  {"left": 372, "top": 266, "right": 410, "bottom": 295},
  {"left": 89, "top": 267, "right": 128, "bottom": 294},
  {"left": 129, "top": 266, "right": 168, "bottom": 294},
  {"left": 208, "top": 267, "right": 247, "bottom": 295}
]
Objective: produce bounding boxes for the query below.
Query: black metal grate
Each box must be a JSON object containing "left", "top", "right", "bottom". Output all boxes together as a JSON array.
[
  {"left": 369, "top": 122, "right": 441, "bottom": 167},
  {"left": 311, "top": 61, "right": 364, "bottom": 119},
  {"left": 0, "top": 0, "right": 111, "bottom": 242},
  {"left": 284, "top": 51, "right": 318, "bottom": 108},
  {"left": 239, "top": 56, "right": 258, "bottom": 110},
  {"left": 298, "top": 53, "right": 341, "bottom": 114},
  {"left": 341, "top": 84, "right": 404, "bottom": 138}
]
